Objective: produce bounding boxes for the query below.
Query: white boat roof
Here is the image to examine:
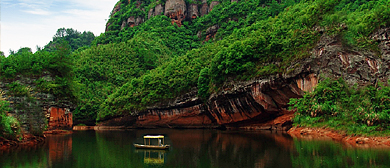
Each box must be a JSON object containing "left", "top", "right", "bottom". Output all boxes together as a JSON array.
[{"left": 144, "top": 135, "right": 164, "bottom": 139}]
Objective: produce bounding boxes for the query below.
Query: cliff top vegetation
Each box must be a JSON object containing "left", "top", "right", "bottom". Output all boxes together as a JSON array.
[{"left": 1, "top": 0, "right": 389, "bottom": 132}]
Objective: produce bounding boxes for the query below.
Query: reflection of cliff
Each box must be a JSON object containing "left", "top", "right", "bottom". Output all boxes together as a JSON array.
[
  {"left": 132, "top": 129, "right": 294, "bottom": 168},
  {"left": 201, "top": 132, "right": 294, "bottom": 168},
  {"left": 46, "top": 134, "right": 72, "bottom": 166}
]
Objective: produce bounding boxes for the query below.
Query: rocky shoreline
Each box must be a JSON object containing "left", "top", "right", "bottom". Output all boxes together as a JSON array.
[
  {"left": 0, "top": 130, "right": 73, "bottom": 151},
  {"left": 75, "top": 125, "right": 390, "bottom": 149},
  {"left": 0, "top": 134, "right": 45, "bottom": 151},
  {"left": 288, "top": 127, "right": 390, "bottom": 148},
  {"left": 4, "top": 126, "right": 390, "bottom": 151}
]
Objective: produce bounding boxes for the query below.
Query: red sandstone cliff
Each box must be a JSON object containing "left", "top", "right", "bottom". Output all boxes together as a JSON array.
[
  {"left": 107, "top": 0, "right": 221, "bottom": 30},
  {"left": 98, "top": 28, "right": 390, "bottom": 130},
  {"left": 99, "top": 75, "right": 317, "bottom": 130}
]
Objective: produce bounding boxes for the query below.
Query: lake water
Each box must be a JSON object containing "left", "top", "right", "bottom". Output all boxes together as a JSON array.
[{"left": 1, "top": 129, "right": 390, "bottom": 168}]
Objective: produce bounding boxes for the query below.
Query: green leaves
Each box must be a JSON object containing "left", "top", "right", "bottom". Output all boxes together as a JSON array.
[
  {"left": 0, "top": 100, "right": 21, "bottom": 140},
  {"left": 45, "top": 28, "right": 95, "bottom": 52},
  {"left": 198, "top": 67, "right": 210, "bottom": 100},
  {"left": 6, "top": 82, "right": 30, "bottom": 97},
  {"left": 72, "top": 0, "right": 390, "bottom": 124},
  {"left": 290, "top": 78, "right": 390, "bottom": 135}
]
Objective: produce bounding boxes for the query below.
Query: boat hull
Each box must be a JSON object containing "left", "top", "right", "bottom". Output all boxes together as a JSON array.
[{"left": 134, "top": 144, "right": 170, "bottom": 150}]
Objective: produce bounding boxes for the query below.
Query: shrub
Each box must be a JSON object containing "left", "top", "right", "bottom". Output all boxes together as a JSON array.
[
  {"left": 289, "top": 78, "right": 390, "bottom": 135},
  {"left": 6, "top": 82, "right": 30, "bottom": 97},
  {"left": 0, "top": 100, "right": 21, "bottom": 140}
]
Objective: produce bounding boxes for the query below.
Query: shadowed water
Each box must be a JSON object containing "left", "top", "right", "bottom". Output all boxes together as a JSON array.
[{"left": 1, "top": 129, "right": 390, "bottom": 168}]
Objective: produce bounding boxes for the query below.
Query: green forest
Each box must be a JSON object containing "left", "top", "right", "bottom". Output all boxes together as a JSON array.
[{"left": 1, "top": 0, "right": 390, "bottom": 138}]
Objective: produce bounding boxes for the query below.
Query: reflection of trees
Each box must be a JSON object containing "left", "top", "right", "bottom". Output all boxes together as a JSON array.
[
  {"left": 164, "top": 131, "right": 294, "bottom": 168},
  {"left": 291, "top": 140, "right": 390, "bottom": 168},
  {"left": 5, "top": 130, "right": 390, "bottom": 168},
  {"left": 0, "top": 144, "right": 48, "bottom": 168},
  {"left": 71, "top": 131, "right": 144, "bottom": 168}
]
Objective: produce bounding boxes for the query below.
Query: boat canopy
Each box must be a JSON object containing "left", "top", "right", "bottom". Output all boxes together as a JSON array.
[{"left": 144, "top": 135, "right": 164, "bottom": 139}]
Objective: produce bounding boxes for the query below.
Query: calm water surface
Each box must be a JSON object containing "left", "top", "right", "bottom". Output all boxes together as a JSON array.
[{"left": 1, "top": 129, "right": 390, "bottom": 168}]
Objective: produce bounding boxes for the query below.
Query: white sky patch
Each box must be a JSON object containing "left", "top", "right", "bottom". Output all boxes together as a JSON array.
[
  {"left": 22, "top": 9, "right": 51, "bottom": 15},
  {"left": 1, "top": 0, "right": 116, "bottom": 56}
]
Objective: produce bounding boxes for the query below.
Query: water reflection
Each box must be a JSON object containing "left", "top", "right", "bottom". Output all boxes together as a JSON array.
[
  {"left": 291, "top": 140, "right": 390, "bottom": 168},
  {"left": 48, "top": 134, "right": 72, "bottom": 167},
  {"left": 1, "top": 129, "right": 390, "bottom": 168},
  {"left": 136, "top": 150, "right": 166, "bottom": 165}
]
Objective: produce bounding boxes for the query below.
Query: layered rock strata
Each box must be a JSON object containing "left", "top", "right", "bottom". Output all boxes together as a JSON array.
[
  {"left": 99, "top": 28, "right": 390, "bottom": 130},
  {"left": 99, "top": 75, "right": 314, "bottom": 130},
  {"left": 0, "top": 72, "right": 74, "bottom": 134},
  {"left": 109, "top": 0, "right": 221, "bottom": 30}
]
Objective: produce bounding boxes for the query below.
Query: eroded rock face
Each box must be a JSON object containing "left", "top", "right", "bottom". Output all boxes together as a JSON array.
[
  {"left": 286, "top": 28, "right": 390, "bottom": 86},
  {"left": 0, "top": 72, "right": 75, "bottom": 134},
  {"left": 206, "top": 79, "right": 303, "bottom": 129},
  {"left": 106, "top": 2, "right": 121, "bottom": 31},
  {"left": 99, "top": 75, "right": 310, "bottom": 130},
  {"left": 110, "top": 0, "right": 227, "bottom": 29},
  {"left": 200, "top": 0, "right": 209, "bottom": 16},
  {"left": 205, "top": 25, "right": 219, "bottom": 41},
  {"left": 165, "top": 0, "right": 186, "bottom": 27},
  {"left": 295, "top": 74, "right": 317, "bottom": 92},
  {"left": 121, "top": 16, "right": 145, "bottom": 30},
  {"left": 127, "top": 16, "right": 136, "bottom": 27},
  {"left": 209, "top": 1, "right": 220, "bottom": 12},
  {"left": 188, "top": 2, "right": 199, "bottom": 20},
  {"left": 148, "top": 8, "right": 154, "bottom": 19},
  {"left": 136, "top": 17, "right": 144, "bottom": 26},
  {"left": 105, "top": 22, "right": 112, "bottom": 32},
  {"left": 99, "top": 28, "right": 390, "bottom": 130},
  {"left": 155, "top": 4, "right": 164, "bottom": 16},
  {"left": 137, "top": 104, "right": 215, "bottom": 128},
  {"left": 110, "top": 3, "right": 121, "bottom": 18},
  {"left": 47, "top": 107, "right": 73, "bottom": 130},
  {"left": 121, "top": 21, "right": 126, "bottom": 30}
]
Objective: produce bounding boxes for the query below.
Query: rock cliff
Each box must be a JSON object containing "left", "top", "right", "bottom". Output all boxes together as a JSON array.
[
  {"left": 107, "top": 0, "right": 221, "bottom": 30},
  {"left": 99, "top": 75, "right": 314, "bottom": 130},
  {"left": 99, "top": 28, "right": 390, "bottom": 130},
  {"left": 0, "top": 72, "right": 75, "bottom": 135}
]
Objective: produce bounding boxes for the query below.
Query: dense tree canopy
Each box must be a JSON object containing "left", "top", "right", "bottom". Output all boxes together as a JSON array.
[
  {"left": 1, "top": 0, "right": 390, "bottom": 128},
  {"left": 44, "top": 28, "right": 95, "bottom": 52},
  {"left": 76, "top": 0, "right": 390, "bottom": 121}
]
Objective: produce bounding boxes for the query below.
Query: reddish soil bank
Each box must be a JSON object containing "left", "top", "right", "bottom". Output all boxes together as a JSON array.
[
  {"left": 44, "top": 130, "right": 73, "bottom": 134},
  {"left": 288, "top": 127, "right": 390, "bottom": 148},
  {"left": 0, "top": 134, "right": 45, "bottom": 151},
  {"left": 0, "top": 130, "right": 72, "bottom": 151}
]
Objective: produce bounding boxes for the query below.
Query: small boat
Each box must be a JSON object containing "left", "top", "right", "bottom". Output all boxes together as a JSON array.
[{"left": 134, "top": 135, "right": 170, "bottom": 150}]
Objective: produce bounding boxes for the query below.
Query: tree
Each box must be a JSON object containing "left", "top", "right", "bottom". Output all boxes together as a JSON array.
[{"left": 45, "top": 28, "right": 95, "bottom": 52}]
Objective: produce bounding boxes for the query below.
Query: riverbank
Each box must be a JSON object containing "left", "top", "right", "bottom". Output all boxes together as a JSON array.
[
  {"left": 0, "top": 134, "right": 45, "bottom": 151},
  {"left": 288, "top": 127, "right": 390, "bottom": 148},
  {"left": 5, "top": 125, "right": 390, "bottom": 151},
  {"left": 0, "top": 130, "right": 73, "bottom": 151}
]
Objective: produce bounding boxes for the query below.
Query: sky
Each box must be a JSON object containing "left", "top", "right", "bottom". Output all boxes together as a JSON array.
[{"left": 1, "top": 0, "right": 116, "bottom": 56}]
